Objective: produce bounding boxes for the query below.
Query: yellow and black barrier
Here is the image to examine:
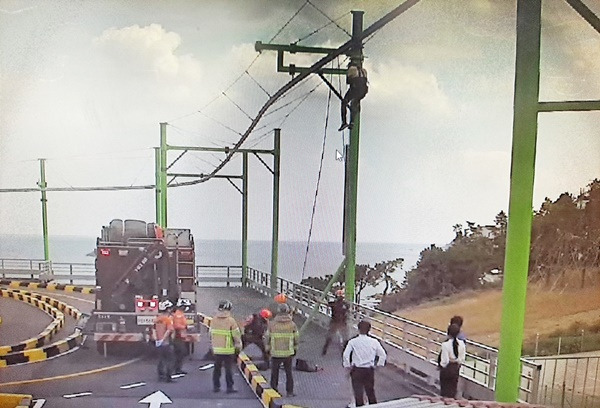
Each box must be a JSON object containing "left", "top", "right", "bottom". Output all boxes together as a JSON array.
[
  {"left": 0, "top": 327, "right": 81, "bottom": 367},
  {"left": 197, "top": 312, "right": 302, "bottom": 408},
  {"left": 0, "top": 279, "right": 94, "bottom": 294},
  {"left": 0, "top": 289, "right": 84, "bottom": 367},
  {"left": 0, "top": 393, "right": 32, "bottom": 408},
  {"left": 0, "top": 289, "right": 65, "bottom": 355}
]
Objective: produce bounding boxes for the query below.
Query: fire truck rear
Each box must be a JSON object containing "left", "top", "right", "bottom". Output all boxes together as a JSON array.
[{"left": 89, "top": 219, "right": 199, "bottom": 354}]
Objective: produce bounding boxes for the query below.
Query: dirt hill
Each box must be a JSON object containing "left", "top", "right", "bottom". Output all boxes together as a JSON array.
[{"left": 395, "top": 284, "right": 600, "bottom": 348}]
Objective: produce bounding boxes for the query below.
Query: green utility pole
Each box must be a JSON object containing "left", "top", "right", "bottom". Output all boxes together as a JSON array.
[
  {"left": 496, "top": 0, "right": 541, "bottom": 401},
  {"left": 344, "top": 10, "right": 364, "bottom": 303},
  {"left": 154, "top": 147, "right": 161, "bottom": 225},
  {"left": 256, "top": 11, "right": 365, "bottom": 302},
  {"left": 271, "top": 129, "right": 281, "bottom": 290},
  {"left": 242, "top": 152, "right": 249, "bottom": 286},
  {"left": 159, "top": 122, "right": 168, "bottom": 228},
  {"left": 38, "top": 159, "right": 50, "bottom": 262}
]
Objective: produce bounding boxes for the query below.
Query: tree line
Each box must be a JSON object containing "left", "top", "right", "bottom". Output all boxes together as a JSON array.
[{"left": 302, "top": 179, "right": 600, "bottom": 312}]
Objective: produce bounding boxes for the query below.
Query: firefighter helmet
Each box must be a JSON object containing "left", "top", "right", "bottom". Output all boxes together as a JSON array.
[
  {"left": 218, "top": 300, "right": 233, "bottom": 311},
  {"left": 274, "top": 293, "right": 287, "bottom": 304},
  {"left": 277, "top": 303, "right": 290, "bottom": 315},
  {"left": 259, "top": 308, "right": 272, "bottom": 319}
]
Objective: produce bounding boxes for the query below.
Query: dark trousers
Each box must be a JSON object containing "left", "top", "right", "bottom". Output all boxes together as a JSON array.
[
  {"left": 350, "top": 367, "right": 376, "bottom": 406},
  {"left": 270, "top": 356, "right": 294, "bottom": 394},
  {"left": 173, "top": 337, "right": 187, "bottom": 373},
  {"left": 341, "top": 86, "right": 367, "bottom": 125},
  {"left": 439, "top": 362, "right": 460, "bottom": 398},
  {"left": 323, "top": 321, "right": 349, "bottom": 353},
  {"left": 157, "top": 344, "right": 174, "bottom": 379},
  {"left": 242, "top": 334, "right": 269, "bottom": 360},
  {"left": 213, "top": 354, "right": 235, "bottom": 390}
]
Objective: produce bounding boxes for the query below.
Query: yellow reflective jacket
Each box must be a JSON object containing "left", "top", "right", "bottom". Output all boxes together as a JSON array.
[
  {"left": 265, "top": 313, "right": 299, "bottom": 358},
  {"left": 209, "top": 311, "right": 242, "bottom": 355}
]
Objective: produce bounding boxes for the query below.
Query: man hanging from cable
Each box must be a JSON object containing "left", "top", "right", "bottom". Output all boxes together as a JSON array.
[{"left": 339, "top": 60, "right": 368, "bottom": 132}]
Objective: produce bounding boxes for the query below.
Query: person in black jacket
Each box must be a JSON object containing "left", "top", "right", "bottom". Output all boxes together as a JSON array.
[
  {"left": 322, "top": 289, "right": 350, "bottom": 355},
  {"left": 339, "top": 61, "right": 368, "bottom": 131},
  {"left": 242, "top": 309, "right": 271, "bottom": 363}
]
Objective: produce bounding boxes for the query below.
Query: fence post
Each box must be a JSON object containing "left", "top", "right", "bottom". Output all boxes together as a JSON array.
[
  {"left": 529, "top": 363, "right": 541, "bottom": 404},
  {"left": 558, "top": 337, "right": 562, "bottom": 355},
  {"left": 488, "top": 354, "right": 497, "bottom": 389},
  {"left": 226, "top": 266, "right": 230, "bottom": 287},
  {"left": 535, "top": 333, "right": 539, "bottom": 356}
]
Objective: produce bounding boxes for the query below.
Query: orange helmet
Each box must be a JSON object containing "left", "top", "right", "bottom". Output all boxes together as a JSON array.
[
  {"left": 259, "top": 309, "right": 272, "bottom": 319},
  {"left": 335, "top": 289, "right": 345, "bottom": 298},
  {"left": 274, "top": 293, "right": 287, "bottom": 304}
]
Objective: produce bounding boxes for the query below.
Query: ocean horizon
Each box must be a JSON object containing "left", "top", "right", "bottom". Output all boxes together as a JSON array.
[{"left": 0, "top": 234, "right": 428, "bottom": 298}]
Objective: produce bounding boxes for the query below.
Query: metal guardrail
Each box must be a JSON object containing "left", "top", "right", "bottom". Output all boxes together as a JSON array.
[
  {"left": 243, "top": 267, "right": 542, "bottom": 404},
  {"left": 0, "top": 260, "right": 544, "bottom": 403},
  {"left": 528, "top": 354, "right": 600, "bottom": 408},
  {"left": 0, "top": 258, "right": 95, "bottom": 284},
  {"left": 195, "top": 265, "right": 243, "bottom": 287}
]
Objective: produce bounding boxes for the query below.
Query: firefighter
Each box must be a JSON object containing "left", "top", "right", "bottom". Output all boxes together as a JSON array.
[
  {"left": 209, "top": 300, "right": 242, "bottom": 393},
  {"left": 153, "top": 306, "right": 175, "bottom": 382},
  {"left": 322, "top": 289, "right": 350, "bottom": 355},
  {"left": 242, "top": 308, "right": 271, "bottom": 364},
  {"left": 339, "top": 61, "right": 368, "bottom": 131},
  {"left": 172, "top": 307, "right": 188, "bottom": 375},
  {"left": 265, "top": 303, "right": 299, "bottom": 397}
]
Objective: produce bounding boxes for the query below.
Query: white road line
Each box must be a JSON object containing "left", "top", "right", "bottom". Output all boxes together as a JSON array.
[
  {"left": 62, "top": 392, "right": 92, "bottom": 398},
  {"left": 199, "top": 363, "right": 214, "bottom": 370},
  {"left": 32, "top": 399, "right": 46, "bottom": 408},
  {"left": 171, "top": 373, "right": 186, "bottom": 379},
  {"left": 120, "top": 381, "right": 146, "bottom": 389}
]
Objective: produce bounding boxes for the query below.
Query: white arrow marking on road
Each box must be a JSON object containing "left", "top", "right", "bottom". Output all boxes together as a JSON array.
[
  {"left": 198, "top": 363, "right": 214, "bottom": 370},
  {"left": 170, "top": 373, "right": 185, "bottom": 379},
  {"left": 120, "top": 381, "right": 146, "bottom": 389},
  {"left": 139, "top": 390, "right": 172, "bottom": 408},
  {"left": 32, "top": 400, "right": 46, "bottom": 408},
  {"left": 63, "top": 392, "right": 92, "bottom": 398}
]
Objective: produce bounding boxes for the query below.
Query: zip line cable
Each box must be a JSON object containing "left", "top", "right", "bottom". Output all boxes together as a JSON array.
[
  {"left": 302, "top": 75, "right": 333, "bottom": 280},
  {"left": 221, "top": 91, "right": 254, "bottom": 121},
  {"left": 166, "top": 1, "right": 309, "bottom": 125},
  {"left": 168, "top": 0, "right": 424, "bottom": 189},
  {"left": 2, "top": 0, "right": 421, "bottom": 195},
  {"left": 306, "top": 0, "right": 351, "bottom": 38},
  {"left": 268, "top": 1, "right": 309, "bottom": 43},
  {"left": 296, "top": 11, "right": 351, "bottom": 44},
  {"left": 245, "top": 70, "right": 272, "bottom": 98}
]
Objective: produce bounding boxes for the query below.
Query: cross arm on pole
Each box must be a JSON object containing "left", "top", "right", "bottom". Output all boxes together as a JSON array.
[
  {"left": 317, "top": 72, "right": 345, "bottom": 101},
  {"left": 256, "top": 41, "right": 346, "bottom": 76},
  {"left": 167, "top": 149, "right": 188, "bottom": 171},
  {"left": 252, "top": 152, "right": 274, "bottom": 175}
]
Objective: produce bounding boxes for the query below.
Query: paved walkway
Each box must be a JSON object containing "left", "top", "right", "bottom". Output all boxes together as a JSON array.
[{"left": 196, "top": 287, "right": 422, "bottom": 408}]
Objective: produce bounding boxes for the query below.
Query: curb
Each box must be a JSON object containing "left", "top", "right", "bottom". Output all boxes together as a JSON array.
[
  {"left": 197, "top": 312, "right": 302, "bottom": 408},
  {"left": 0, "top": 288, "right": 84, "bottom": 367},
  {"left": 0, "top": 289, "right": 65, "bottom": 355},
  {"left": 0, "top": 393, "right": 32, "bottom": 408},
  {"left": 0, "top": 280, "right": 94, "bottom": 294}
]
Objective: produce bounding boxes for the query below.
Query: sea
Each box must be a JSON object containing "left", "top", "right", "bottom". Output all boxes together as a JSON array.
[{"left": 0, "top": 235, "right": 425, "bottom": 300}]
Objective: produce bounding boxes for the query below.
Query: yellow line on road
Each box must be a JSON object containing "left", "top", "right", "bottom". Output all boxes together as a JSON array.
[{"left": 0, "top": 358, "right": 141, "bottom": 387}]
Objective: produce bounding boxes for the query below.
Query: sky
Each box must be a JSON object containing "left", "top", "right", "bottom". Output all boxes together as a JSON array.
[{"left": 1, "top": 0, "right": 599, "bottom": 248}]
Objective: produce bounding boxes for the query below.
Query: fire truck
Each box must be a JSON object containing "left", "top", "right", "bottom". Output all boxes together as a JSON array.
[{"left": 88, "top": 219, "right": 200, "bottom": 355}]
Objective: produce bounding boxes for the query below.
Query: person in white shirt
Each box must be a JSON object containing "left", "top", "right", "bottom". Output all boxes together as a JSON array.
[
  {"left": 342, "top": 320, "right": 387, "bottom": 407},
  {"left": 439, "top": 323, "right": 466, "bottom": 398}
]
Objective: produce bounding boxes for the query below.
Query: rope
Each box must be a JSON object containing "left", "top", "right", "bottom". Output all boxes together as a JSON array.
[{"left": 301, "top": 73, "right": 333, "bottom": 280}]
